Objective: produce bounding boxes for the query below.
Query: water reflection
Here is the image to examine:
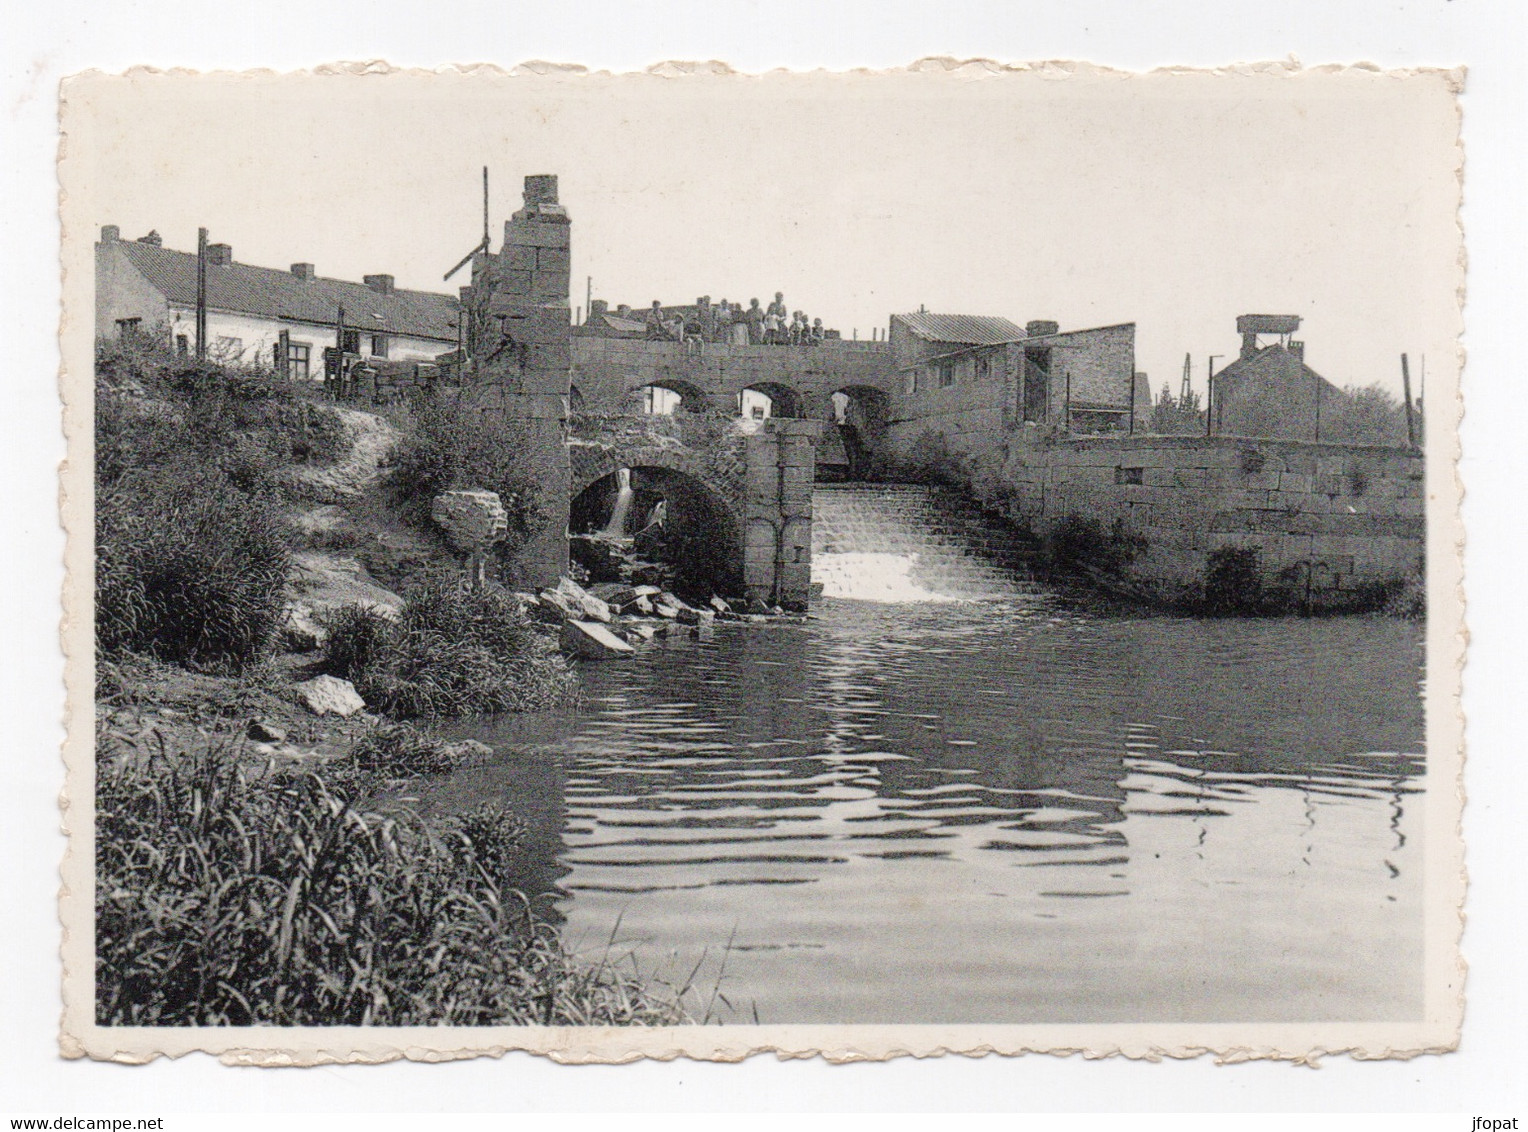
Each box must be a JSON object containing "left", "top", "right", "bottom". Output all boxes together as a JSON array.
[{"left": 433, "top": 598, "right": 1424, "bottom": 1024}]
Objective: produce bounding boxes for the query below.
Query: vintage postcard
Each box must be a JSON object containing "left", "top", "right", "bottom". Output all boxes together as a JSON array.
[{"left": 59, "top": 61, "right": 1465, "bottom": 1064}]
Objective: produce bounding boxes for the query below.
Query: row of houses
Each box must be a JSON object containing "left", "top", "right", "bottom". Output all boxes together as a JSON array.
[
  {"left": 95, "top": 225, "right": 1353, "bottom": 443},
  {"left": 94, "top": 226, "right": 461, "bottom": 379}
]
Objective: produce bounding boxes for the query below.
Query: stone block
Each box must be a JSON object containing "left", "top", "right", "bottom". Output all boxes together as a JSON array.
[
  {"left": 431, "top": 490, "right": 509, "bottom": 551},
  {"left": 537, "top": 247, "right": 571, "bottom": 272},
  {"left": 501, "top": 245, "right": 538, "bottom": 271},
  {"left": 499, "top": 270, "right": 533, "bottom": 297},
  {"left": 294, "top": 675, "right": 365, "bottom": 718},
  {"left": 533, "top": 271, "right": 567, "bottom": 301},
  {"left": 561, "top": 620, "right": 635, "bottom": 659},
  {"left": 505, "top": 220, "right": 571, "bottom": 249},
  {"left": 1279, "top": 472, "right": 1313, "bottom": 494}
]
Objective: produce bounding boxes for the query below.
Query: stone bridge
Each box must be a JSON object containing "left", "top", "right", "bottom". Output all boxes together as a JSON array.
[
  {"left": 570, "top": 335, "right": 897, "bottom": 425},
  {"left": 568, "top": 412, "right": 820, "bottom": 609}
]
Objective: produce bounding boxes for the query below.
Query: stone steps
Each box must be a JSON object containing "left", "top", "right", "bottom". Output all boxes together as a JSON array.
[{"left": 811, "top": 483, "right": 1040, "bottom": 601}]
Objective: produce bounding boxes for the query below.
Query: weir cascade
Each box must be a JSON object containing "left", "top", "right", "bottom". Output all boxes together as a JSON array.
[{"left": 810, "top": 483, "right": 1041, "bottom": 602}]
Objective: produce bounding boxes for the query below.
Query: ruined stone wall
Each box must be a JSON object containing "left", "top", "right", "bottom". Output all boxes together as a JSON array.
[
  {"left": 993, "top": 434, "right": 1424, "bottom": 603},
  {"left": 458, "top": 174, "right": 573, "bottom": 588},
  {"left": 570, "top": 337, "right": 895, "bottom": 418}
]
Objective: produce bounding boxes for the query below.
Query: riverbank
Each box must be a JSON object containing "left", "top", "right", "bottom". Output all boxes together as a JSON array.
[{"left": 92, "top": 341, "right": 694, "bottom": 1026}]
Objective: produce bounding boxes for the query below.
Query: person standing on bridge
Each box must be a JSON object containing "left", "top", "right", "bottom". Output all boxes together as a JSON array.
[
  {"left": 766, "top": 292, "right": 788, "bottom": 344},
  {"left": 646, "top": 300, "right": 668, "bottom": 341},
  {"left": 746, "top": 298, "right": 765, "bottom": 345}
]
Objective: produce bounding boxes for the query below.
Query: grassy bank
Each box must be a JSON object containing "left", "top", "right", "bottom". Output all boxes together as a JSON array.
[{"left": 93, "top": 342, "right": 679, "bottom": 1027}]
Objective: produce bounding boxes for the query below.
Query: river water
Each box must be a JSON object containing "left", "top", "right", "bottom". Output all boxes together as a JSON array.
[{"left": 430, "top": 594, "right": 1425, "bottom": 1025}]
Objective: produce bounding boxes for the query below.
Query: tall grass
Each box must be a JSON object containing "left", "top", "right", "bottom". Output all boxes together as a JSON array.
[
  {"left": 95, "top": 341, "right": 350, "bottom": 672},
  {"left": 96, "top": 731, "right": 685, "bottom": 1027},
  {"left": 321, "top": 576, "right": 575, "bottom": 719}
]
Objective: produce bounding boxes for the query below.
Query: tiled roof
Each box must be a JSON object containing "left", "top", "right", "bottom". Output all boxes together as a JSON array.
[
  {"left": 894, "top": 311, "right": 1026, "bottom": 345},
  {"left": 114, "top": 240, "right": 460, "bottom": 342}
]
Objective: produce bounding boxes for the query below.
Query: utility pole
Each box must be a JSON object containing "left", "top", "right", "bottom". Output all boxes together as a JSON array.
[
  {"left": 1180, "top": 352, "right": 1192, "bottom": 402},
  {"left": 1205, "top": 354, "right": 1222, "bottom": 436},
  {"left": 586, "top": 275, "right": 593, "bottom": 324},
  {"left": 483, "top": 165, "right": 490, "bottom": 248},
  {"left": 195, "top": 227, "right": 208, "bottom": 360},
  {"left": 1401, "top": 353, "right": 1417, "bottom": 448}
]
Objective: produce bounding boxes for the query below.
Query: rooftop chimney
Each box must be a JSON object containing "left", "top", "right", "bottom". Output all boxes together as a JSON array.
[
  {"left": 1236, "top": 313, "right": 1301, "bottom": 359},
  {"left": 100, "top": 224, "right": 120, "bottom": 243},
  {"left": 1026, "top": 319, "right": 1060, "bottom": 338},
  {"left": 290, "top": 262, "right": 315, "bottom": 281},
  {"left": 588, "top": 299, "right": 609, "bottom": 324},
  {"left": 137, "top": 230, "right": 163, "bottom": 247},
  {"left": 1289, "top": 340, "right": 1305, "bottom": 362},
  {"left": 206, "top": 242, "right": 232, "bottom": 266},
  {"left": 364, "top": 273, "right": 396, "bottom": 295}
]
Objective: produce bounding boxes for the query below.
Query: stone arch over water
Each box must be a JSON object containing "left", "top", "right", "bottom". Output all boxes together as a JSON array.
[
  {"left": 738, "top": 380, "right": 806, "bottom": 420},
  {"left": 569, "top": 460, "right": 744, "bottom": 598}
]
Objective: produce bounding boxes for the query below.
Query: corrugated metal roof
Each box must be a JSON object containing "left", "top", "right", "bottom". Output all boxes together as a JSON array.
[
  {"left": 894, "top": 311, "right": 1026, "bottom": 345},
  {"left": 115, "top": 240, "right": 460, "bottom": 342}
]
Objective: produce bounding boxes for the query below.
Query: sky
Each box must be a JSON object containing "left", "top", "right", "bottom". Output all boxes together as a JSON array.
[{"left": 67, "top": 65, "right": 1462, "bottom": 400}]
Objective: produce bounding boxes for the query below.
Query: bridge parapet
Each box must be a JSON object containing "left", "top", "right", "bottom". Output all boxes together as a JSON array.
[{"left": 570, "top": 336, "right": 896, "bottom": 418}]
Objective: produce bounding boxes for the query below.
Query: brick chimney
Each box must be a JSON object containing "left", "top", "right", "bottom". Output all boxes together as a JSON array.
[
  {"left": 206, "top": 242, "right": 232, "bottom": 266},
  {"left": 290, "top": 262, "right": 315, "bottom": 281},
  {"left": 1289, "top": 340, "right": 1305, "bottom": 362},
  {"left": 100, "top": 224, "right": 120, "bottom": 243},
  {"left": 138, "top": 230, "right": 163, "bottom": 247},
  {"left": 364, "top": 273, "right": 396, "bottom": 295},
  {"left": 1026, "top": 320, "right": 1059, "bottom": 338},
  {"left": 588, "top": 299, "right": 609, "bottom": 323}
]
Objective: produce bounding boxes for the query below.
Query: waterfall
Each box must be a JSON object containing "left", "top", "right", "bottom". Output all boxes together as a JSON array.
[
  {"left": 811, "top": 484, "right": 1038, "bottom": 602},
  {"left": 598, "top": 467, "right": 635, "bottom": 540}
]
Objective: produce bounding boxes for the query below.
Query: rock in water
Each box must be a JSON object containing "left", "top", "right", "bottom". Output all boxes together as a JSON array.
[
  {"left": 560, "top": 620, "right": 636, "bottom": 659},
  {"left": 554, "top": 577, "right": 613, "bottom": 623},
  {"left": 293, "top": 675, "right": 366, "bottom": 717}
]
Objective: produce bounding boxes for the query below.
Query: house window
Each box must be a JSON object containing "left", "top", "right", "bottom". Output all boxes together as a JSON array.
[
  {"left": 287, "top": 342, "right": 311, "bottom": 382},
  {"left": 937, "top": 360, "right": 955, "bottom": 388},
  {"left": 341, "top": 329, "right": 361, "bottom": 354},
  {"left": 175, "top": 334, "right": 189, "bottom": 356},
  {"left": 370, "top": 334, "right": 389, "bottom": 358},
  {"left": 114, "top": 317, "right": 142, "bottom": 338},
  {"left": 975, "top": 353, "right": 991, "bottom": 381},
  {"left": 213, "top": 336, "right": 243, "bottom": 361}
]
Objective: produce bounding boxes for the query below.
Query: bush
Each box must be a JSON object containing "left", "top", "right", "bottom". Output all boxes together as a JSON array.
[
  {"left": 351, "top": 722, "right": 480, "bottom": 777},
  {"left": 389, "top": 394, "right": 548, "bottom": 572},
  {"left": 96, "top": 733, "right": 684, "bottom": 1026},
  {"left": 96, "top": 464, "right": 290, "bottom": 671},
  {"left": 321, "top": 577, "right": 575, "bottom": 718},
  {"left": 1203, "top": 546, "right": 1262, "bottom": 615},
  {"left": 1046, "top": 515, "right": 1147, "bottom": 577}
]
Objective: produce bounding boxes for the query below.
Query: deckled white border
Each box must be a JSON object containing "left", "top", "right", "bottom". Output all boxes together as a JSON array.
[{"left": 57, "top": 60, "right": 1467, "bottom": 1065}]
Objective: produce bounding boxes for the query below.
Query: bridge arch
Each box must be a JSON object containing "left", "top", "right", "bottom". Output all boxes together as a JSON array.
[
  {"left": 570, "top": 457, "right": 743, "bottom": 599},
  {"left": 631, "top": 377, "right": 710, "bottom": 415},
  {"left": 738, "top": 380, "right": 806, "bottom": 420}
]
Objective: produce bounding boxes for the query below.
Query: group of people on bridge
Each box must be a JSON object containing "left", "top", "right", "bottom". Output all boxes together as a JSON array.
[{"left": 646, "top": 293, "right": 828, "bottom": 351}]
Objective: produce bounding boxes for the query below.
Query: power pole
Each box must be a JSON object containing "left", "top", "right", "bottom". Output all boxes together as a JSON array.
[
  {"left": 1180, "top": 352, "right": 1191, "bottom": 402},
  {"left": 1401, "top": 353, "right": 1417, "bottom": 448},
  {"left": 195, "top": 227, "right": 208, "bottom": 360}
]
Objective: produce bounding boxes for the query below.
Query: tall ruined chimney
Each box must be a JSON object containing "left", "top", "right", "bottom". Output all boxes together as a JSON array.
[
  {"left": 459, "top": 173, "right": 572, "bottom": 587},
  {"left": 206, "top": 242, "right": 232, "bottom": 266},
  {"left": 100, "top": 224, "right": 120, "bottom": 243},
  {"left": 290, "top": 262, "right": 315, "bottom": 281}
]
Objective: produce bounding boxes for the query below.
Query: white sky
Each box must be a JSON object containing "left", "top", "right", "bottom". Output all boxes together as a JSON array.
[{"left": 71, "top": 66, "right": 1461, "bottom": 399}]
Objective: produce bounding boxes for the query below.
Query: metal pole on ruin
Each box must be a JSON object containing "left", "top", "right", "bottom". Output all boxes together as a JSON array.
[
  {"left": 483, "top": 165, "right": 490, "bottom": 248},
  {"left": 1064, "top": 367, "right": 1072, "bottom": 434},
  {"left": 1206, "top": 354, "right": 1222, "bottom": 437},
  {"left": 1401, "top": 353, "right": 1417, "bottom": 449},
  {"left": 195, "top": 227, "right": 208, "bottom": 360}
]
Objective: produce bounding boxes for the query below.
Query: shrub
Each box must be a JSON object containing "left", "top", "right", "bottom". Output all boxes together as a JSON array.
[
  {"left": 96, "top": 465, "right": 291, "bottom": 671},
  {"left": 388, "top": 394, "right": 548, "bottom": 569},
  {"left": 95, "top": 733, "right": 684, "bottom": 1026},
  {"left": 321, "top": 578, "right": 575, "bottom": 718},
  {"left": 1203, "top": 546, "right": 1263, "bottom": 615},
  {"left": 351, "top": 722, "right": 477, "bottom": 777},
  {"left": 1046, "top": 515, "right": 1147, "bottom": 577}
]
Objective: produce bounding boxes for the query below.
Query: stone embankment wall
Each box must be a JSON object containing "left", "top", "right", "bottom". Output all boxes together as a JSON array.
[
  {"left": 570, "top": 336, "right": 895, "bottom": 418},
  {"left": 986, "top": 433, "right": 1424, "bottom": 605}
]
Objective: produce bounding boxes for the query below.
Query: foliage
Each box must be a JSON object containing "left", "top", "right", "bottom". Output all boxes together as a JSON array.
[
  {"left": 1146, "top": 384, "right": 1204, "bottom": 436},
  {"left": 95, "top": 732, "right": 685, "bottom": 1027},
  {"left": 387, "top": 393, "right": 548, "bottom": 573},
  {"left": 351, "top": 722, "right": 481, "bottom": 778},
  {"left": 1319, "top": 383, "right": 1417, "bottom": 447},
  {"left": 94, "top": 342, "right": 352, "bottom": 671},
  {"left": 1046, "top": 515, "right": 1148, "bottom": 577},
  {"left": 1202, "top": 546, "right": 1263, "bottom": 615},
  {"left": 320, "top": 577, "right": 575, "bottom": 719}
]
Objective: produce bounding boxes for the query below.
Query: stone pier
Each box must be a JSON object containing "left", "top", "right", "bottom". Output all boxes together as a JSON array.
[
  {"left": 743, "top": 419, "right": 820, "bottom": 609},
  {"left": 460, "top": 174, "right": 573, "bottom": 588}
]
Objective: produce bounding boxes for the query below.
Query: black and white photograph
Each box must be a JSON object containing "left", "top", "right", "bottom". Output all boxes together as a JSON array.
[{"left": 58, "top": 62, "right": 1462, "bottom": 1063}]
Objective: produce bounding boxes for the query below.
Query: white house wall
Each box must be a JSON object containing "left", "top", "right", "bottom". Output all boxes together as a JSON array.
[{"left": 162, "top": 306, "right": 455, "bottom": 375}]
